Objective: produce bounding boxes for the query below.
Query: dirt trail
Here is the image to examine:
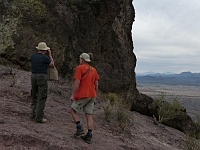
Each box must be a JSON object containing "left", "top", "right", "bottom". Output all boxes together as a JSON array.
[{"left": 0, "top": 65, "right": 188, "bottom": 150}]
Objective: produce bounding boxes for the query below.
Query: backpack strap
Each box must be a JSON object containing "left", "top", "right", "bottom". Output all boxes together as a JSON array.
[{"left": 81, "top": 65, "right": 90, "bottom": 78}]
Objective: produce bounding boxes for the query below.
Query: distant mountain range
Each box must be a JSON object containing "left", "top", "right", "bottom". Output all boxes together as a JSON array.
[{"left": 136, "top": 71, "right": 200, "bottom": 86}]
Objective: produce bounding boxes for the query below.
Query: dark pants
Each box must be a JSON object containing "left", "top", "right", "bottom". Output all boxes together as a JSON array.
[{"left": 31, "top": 74, "right": 48, "bottom": 121}]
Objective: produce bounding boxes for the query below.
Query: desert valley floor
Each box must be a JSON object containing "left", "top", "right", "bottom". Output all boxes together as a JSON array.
[{"left": 137, "top": 84, "right": 200, "bottom": 121}]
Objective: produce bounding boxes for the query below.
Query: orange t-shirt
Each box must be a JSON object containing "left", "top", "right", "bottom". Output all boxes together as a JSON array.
[{"left": 73, "top": 63, "right": 99, "bottom": 100}]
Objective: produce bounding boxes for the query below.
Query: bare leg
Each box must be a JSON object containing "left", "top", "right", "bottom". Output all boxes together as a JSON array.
[
  {"left": 85, "top": 113, "right": 93, "bottom": 130},
  {"left": 70, "top": 107, "right": 79, "bottom": 122}
]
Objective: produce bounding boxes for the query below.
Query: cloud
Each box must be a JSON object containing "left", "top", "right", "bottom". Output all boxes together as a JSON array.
[{"left": 132, "top": 0, "right": 200, "bottom": 73}]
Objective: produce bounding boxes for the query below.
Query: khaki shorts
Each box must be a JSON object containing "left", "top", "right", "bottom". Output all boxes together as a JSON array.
[{"left": 71, "top": 97, "right": 95, "bottom": 114}]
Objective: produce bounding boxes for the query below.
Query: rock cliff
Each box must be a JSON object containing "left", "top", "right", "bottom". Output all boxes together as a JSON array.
[{"left": 0, "top": 0, "right": 136, "bottom": 99}]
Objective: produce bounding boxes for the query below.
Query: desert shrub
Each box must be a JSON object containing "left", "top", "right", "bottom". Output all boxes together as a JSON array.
[
  {"left": 170, "top": 97, "right": 185, "bottom": 111},
  {"left": 107, "top": 93, "right": 117, "bottom": 106},
  {"left": 104, "top": 102, "right": 114, "bottom": 122},
  {"left": 103, "top": 93, "right": 131, "bottom": 131},
  {"left": 184, "top": 134, "right": 200, "bottom": 150},
  {"left": 192, "top": 115, "right": 200, "bottom": 139},
  {"left": 151, "top": 93, "right": 184, "bottom": 123},
  {"left": 116, "top": 105, "right": 130, "bottom": 130},
  {"left": 103, "top": 93, "right": 117, "bottom": 122}
]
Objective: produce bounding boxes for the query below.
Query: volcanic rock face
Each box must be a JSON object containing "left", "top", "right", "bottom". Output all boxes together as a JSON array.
[{"left": 0, "top": 0, "right": 136, "bottom": 99}]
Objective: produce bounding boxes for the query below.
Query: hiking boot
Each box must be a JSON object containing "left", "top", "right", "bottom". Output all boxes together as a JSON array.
[
  {"left": 74, "top": 127, "right": 84, "bottom": 137},
  {"left": 36, "top": 118, "right": 48, "bottom": 123},
  {"left": 81, "top": 134, "right": 92, "bottom": 144}
]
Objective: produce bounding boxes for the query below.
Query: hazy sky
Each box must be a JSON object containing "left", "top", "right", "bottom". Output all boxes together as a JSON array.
[{"left": 132, "top": 0, "right": 200, "bottom": 74}]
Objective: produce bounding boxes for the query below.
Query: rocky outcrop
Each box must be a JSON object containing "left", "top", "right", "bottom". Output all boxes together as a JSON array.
[
  {"left": 0, "top": 0, "right": 136, "bottom": 97},
  {"left": 131, "top": 92, "right": 200, "bottom": 138}
]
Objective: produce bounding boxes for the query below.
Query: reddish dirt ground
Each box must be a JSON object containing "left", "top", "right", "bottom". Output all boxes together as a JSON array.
[{"left": 0, "top": 65, "right": 188, "bottom": 150}]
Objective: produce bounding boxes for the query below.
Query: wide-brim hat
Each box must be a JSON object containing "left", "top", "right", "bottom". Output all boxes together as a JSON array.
[
  {"left": 80, "top": 53, "right": 91, "bottom": 62},
  {"left": 36, "top": 42, "right": 50, "bottom": 50}
]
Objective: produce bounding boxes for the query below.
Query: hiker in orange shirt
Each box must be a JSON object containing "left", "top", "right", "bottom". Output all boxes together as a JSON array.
[{"left": 70, "top": 53, "right": 99, "bottom": 144}]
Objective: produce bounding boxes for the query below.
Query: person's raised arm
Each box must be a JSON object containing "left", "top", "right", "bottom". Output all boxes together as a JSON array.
[{"left": 48, "top": 49, "right": 54, "bottom": 67}]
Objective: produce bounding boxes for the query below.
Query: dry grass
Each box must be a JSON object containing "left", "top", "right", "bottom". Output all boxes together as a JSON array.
[{"left": 103, "top": 93, "right": 132, "bottom": 131}]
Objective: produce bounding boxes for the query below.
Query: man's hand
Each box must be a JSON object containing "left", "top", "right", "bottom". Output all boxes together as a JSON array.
[
  {"left": 48, "top": 49, "right": 52, "bottom": 55},
  {"left": 70, "top": 95, "right": 75, "bottom": 101},
  {"left": 49, "top": 62, "right": 54, "bottom": 67},
  {"left": 48, "top": 49, "right": 54, "bottom": 67}
]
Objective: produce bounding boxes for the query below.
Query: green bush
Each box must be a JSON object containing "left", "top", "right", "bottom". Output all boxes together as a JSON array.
[
  {"left": 193, "top": 115, "right": 200, "bottom": 139},
  {"left": 150, "top": 93, "right": 184, "bottom": 123}
]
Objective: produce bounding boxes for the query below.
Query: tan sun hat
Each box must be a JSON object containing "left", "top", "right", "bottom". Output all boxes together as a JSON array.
[
  {"left": 80, "top": 53, "right": 91, "bottom": 62},
  {"left": 36, "top": 42, "right": 50, "bottom": 50}
]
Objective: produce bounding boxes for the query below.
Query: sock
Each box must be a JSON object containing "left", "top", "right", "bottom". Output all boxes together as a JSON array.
[
  {"left": 75, "top": 121, "right": 82, "bottom": 129},
  {"left": 87, "top": 129, "right": 92, "bottom": 136}
]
